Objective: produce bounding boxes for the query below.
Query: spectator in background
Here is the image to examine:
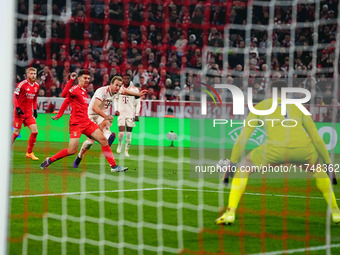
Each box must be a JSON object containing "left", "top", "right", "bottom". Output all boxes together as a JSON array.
[
  {"left": 109, "top": 63, "right": 120, "bottom": 77},
  {"left": 87, "top": 83, "right": 95, "bottom": 98},
  {"left": 40, "top": 66, "right": 53, "bottom": 96},
  {"left": 331, "top": 97, "right": 340, "bottom": 106},
  {"left": 50, "top": 84, "right": 59, "bottom": 97},
  {"left": 172, "top": 87, "right": 182, "bottom": 101},
  {"left": 31, "top": 39, "right": 43, "bottom": 59},
  {"left": 316, "top": 95, "right": 325, "bottom": 106},
  {"left": 102, "top": 74, "right": 110, "bottom": 87},
  {"left": 38, "top": 87, "right": 46, "bottom": 97},
  {"left": 323, "top": 108, "right": 333, "bottom": 122},
  {"left": 174, "top": 32, "right": 188, "bottom": 57}
]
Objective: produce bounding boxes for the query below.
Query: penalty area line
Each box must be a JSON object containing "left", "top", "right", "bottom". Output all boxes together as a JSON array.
[
  {"left": 10, "top": 187, "right": 329, "bottom": 200},
  {"left": 249, "top": 243, "right": 340, "bottom": 255}
]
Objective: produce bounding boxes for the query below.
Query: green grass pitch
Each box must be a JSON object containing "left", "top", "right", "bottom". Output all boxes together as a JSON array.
[{"left": 9, "top": 141, "right": 340, "bottom": 254}]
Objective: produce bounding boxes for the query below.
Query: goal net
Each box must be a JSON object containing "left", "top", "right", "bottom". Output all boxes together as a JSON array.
[{"left": 8, "top": 0, "right": 340, "bottom": 254}]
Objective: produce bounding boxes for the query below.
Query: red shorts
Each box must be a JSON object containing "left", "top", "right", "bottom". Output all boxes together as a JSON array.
[
  {"left": 12, "top": 115, "right": 36, "bottom": 129},
  {"left": 69, "top": 121, "right": 99, "bottom": 139}
]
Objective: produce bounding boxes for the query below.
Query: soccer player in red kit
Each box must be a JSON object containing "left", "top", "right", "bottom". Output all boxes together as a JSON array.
[
  {"left": 12, "top": 67, "right": 40, "bottom": 160},
  {"left": 40, "top": 70, "right": 127, "bottom": 172}
]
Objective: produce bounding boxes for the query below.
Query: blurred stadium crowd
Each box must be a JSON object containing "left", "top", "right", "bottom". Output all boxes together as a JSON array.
[{"left": 15, "top": 0, "right": 340, "bottom": 108}]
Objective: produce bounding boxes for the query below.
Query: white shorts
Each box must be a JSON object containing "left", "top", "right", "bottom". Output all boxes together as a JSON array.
[
  {"left": 118, "top": 116, "right": 135, "bottom": 127},
  {"left": 89, "top": 115, "right": 105, "bottom": 125}
]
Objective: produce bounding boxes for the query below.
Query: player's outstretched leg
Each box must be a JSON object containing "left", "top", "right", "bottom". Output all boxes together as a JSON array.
[
  {"left": 40, "top": 149, "right": 71, "bottom": 169},
  {"left": 117, "top": 132, "right": 124, "bottom": 154},
  {"left": 313, "top": 170, "right": 340, "bottom": 224},
  {"left": 41, "top": 140, "right": 78, "bottom": 170},
  {"left": 73, "top": 139, "right": 94, "bottom": 168},
  {"left": 124, "top": 132, "right": 131, "bottom": 157},
  {"left": 216, "top": 169, "right": 249, "bottom": 225}
]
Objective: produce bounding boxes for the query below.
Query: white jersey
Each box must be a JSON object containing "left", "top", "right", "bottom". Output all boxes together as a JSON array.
[
  {"left": 114, "top": 84, "right": 140, "bottom": 118},
  {"left": 88, "top": 86, "right": 115, "bottom": 116}
]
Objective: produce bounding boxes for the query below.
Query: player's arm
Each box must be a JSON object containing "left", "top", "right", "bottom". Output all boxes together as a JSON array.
[
  {"left": 113, "top": 94, "right": 119, "bottom": 116},
  {"left": 13, "top": 84, "right": 24, "bottom": 115},
  {"left": 134, "top": 97, "right": 141, "bottom": 121},
  {"left": 302, "top": 114, "right": 331, "bottom": 164},
  {"left": 52, "top": 97, "right": 70, "bottom": 120},
  {"left": 33, "top": 87, "right": 38, "bottom": 118},
  {"left": 92, "top": 98, "right": 113, "bottom": 122},
  {"left": 220, "top": 113, "right": 257, "bottom": 187},
  {"left": 121, "top": 88, "right": 147, "bottom": 97},
  {"left": 61, "top": 72, "right": 77, "bottom": 98}
]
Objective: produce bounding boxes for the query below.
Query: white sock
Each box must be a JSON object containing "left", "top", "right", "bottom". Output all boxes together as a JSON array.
[
  {"left": 118, "top": 132, "right": 125, "bottom": 146},
  {"left": 125, "top": 132, "right": 132, "bottom": 150},
  {"left": 79, "top": 139, "right": 94, "bottom": 158},
  {"left": 103, "top": 126, "right": 111, "bottom": 140}
]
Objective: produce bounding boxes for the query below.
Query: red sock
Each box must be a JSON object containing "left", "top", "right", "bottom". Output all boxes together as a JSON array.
[
  {"left": 27, "top": 132, "right": 38, "bottom": 153},
  {"left": 102, "top": 145, "right": 116, "bottom": 167},
  {"left": 12, "top": 133, "right": 19, "bottom": 144},
  {"left": 50, "top": 149, "right": 70, "bottom": 162}
]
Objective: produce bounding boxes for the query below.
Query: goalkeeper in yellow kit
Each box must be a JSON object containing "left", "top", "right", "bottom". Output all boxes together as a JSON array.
[{"left": 216, "top": 80, "right": 340, "bottom": 225}]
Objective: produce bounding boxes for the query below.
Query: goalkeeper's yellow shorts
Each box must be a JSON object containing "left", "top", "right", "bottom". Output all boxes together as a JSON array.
[{"left": 250, "top": 143, "right": 318, "bottom": 167}]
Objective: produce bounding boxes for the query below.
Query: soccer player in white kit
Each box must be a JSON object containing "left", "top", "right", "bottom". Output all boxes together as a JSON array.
[
  {"left": 114, "top": 73, "right": 141, "bottom": 157},
  {"left": 73, "top": 75, "right": 146, "bottom": 167}
]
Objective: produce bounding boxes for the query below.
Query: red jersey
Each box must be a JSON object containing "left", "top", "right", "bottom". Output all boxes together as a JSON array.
[
  {"left": 68, "top": 85, "right": 91, "bottom": 126},
  {"left": 13, "top": 79, "right": 39, "bottom": 117}
]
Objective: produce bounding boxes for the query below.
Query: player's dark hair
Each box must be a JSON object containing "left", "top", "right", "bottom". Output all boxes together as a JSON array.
[
  {"left": 271, "top": 80, "right": 287, "bottom": 91},
  {"left": 111, "top": 76, "right": 123, "bottom": 84},
  {"left": 78, "top": 69, "right": 90, "bottom": 76}
]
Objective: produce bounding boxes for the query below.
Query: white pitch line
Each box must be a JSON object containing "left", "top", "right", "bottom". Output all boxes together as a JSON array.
[
  {"left": 10, "top": 187, "right": 330, "bottom": 201},
  {"left": 173, "top": 188, "right": 328, "bottom": 200},
  {"left": 10, "top": 187, "right": 173, "bottom": 198},
  {"left": 249, "top": 243, "right": 340, "bottom": 255}
]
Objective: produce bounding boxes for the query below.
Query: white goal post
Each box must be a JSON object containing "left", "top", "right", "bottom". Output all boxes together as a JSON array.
[{"left": 0, "top": 0, "right": 16, "bottom": 254}]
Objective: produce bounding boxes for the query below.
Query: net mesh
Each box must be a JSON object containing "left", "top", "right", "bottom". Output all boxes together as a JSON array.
[{"left": 9, "top": 0, "right": 340, "bottom": 254}]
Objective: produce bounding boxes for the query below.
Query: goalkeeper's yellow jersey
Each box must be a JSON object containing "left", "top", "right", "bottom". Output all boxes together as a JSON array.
[{"left": 230, "top": 98, "right": 331, "bottom": 164}]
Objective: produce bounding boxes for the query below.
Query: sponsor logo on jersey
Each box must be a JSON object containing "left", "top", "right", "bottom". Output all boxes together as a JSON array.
[{"left": 26, "top": 92, "right": 36, "bottom": 99}]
